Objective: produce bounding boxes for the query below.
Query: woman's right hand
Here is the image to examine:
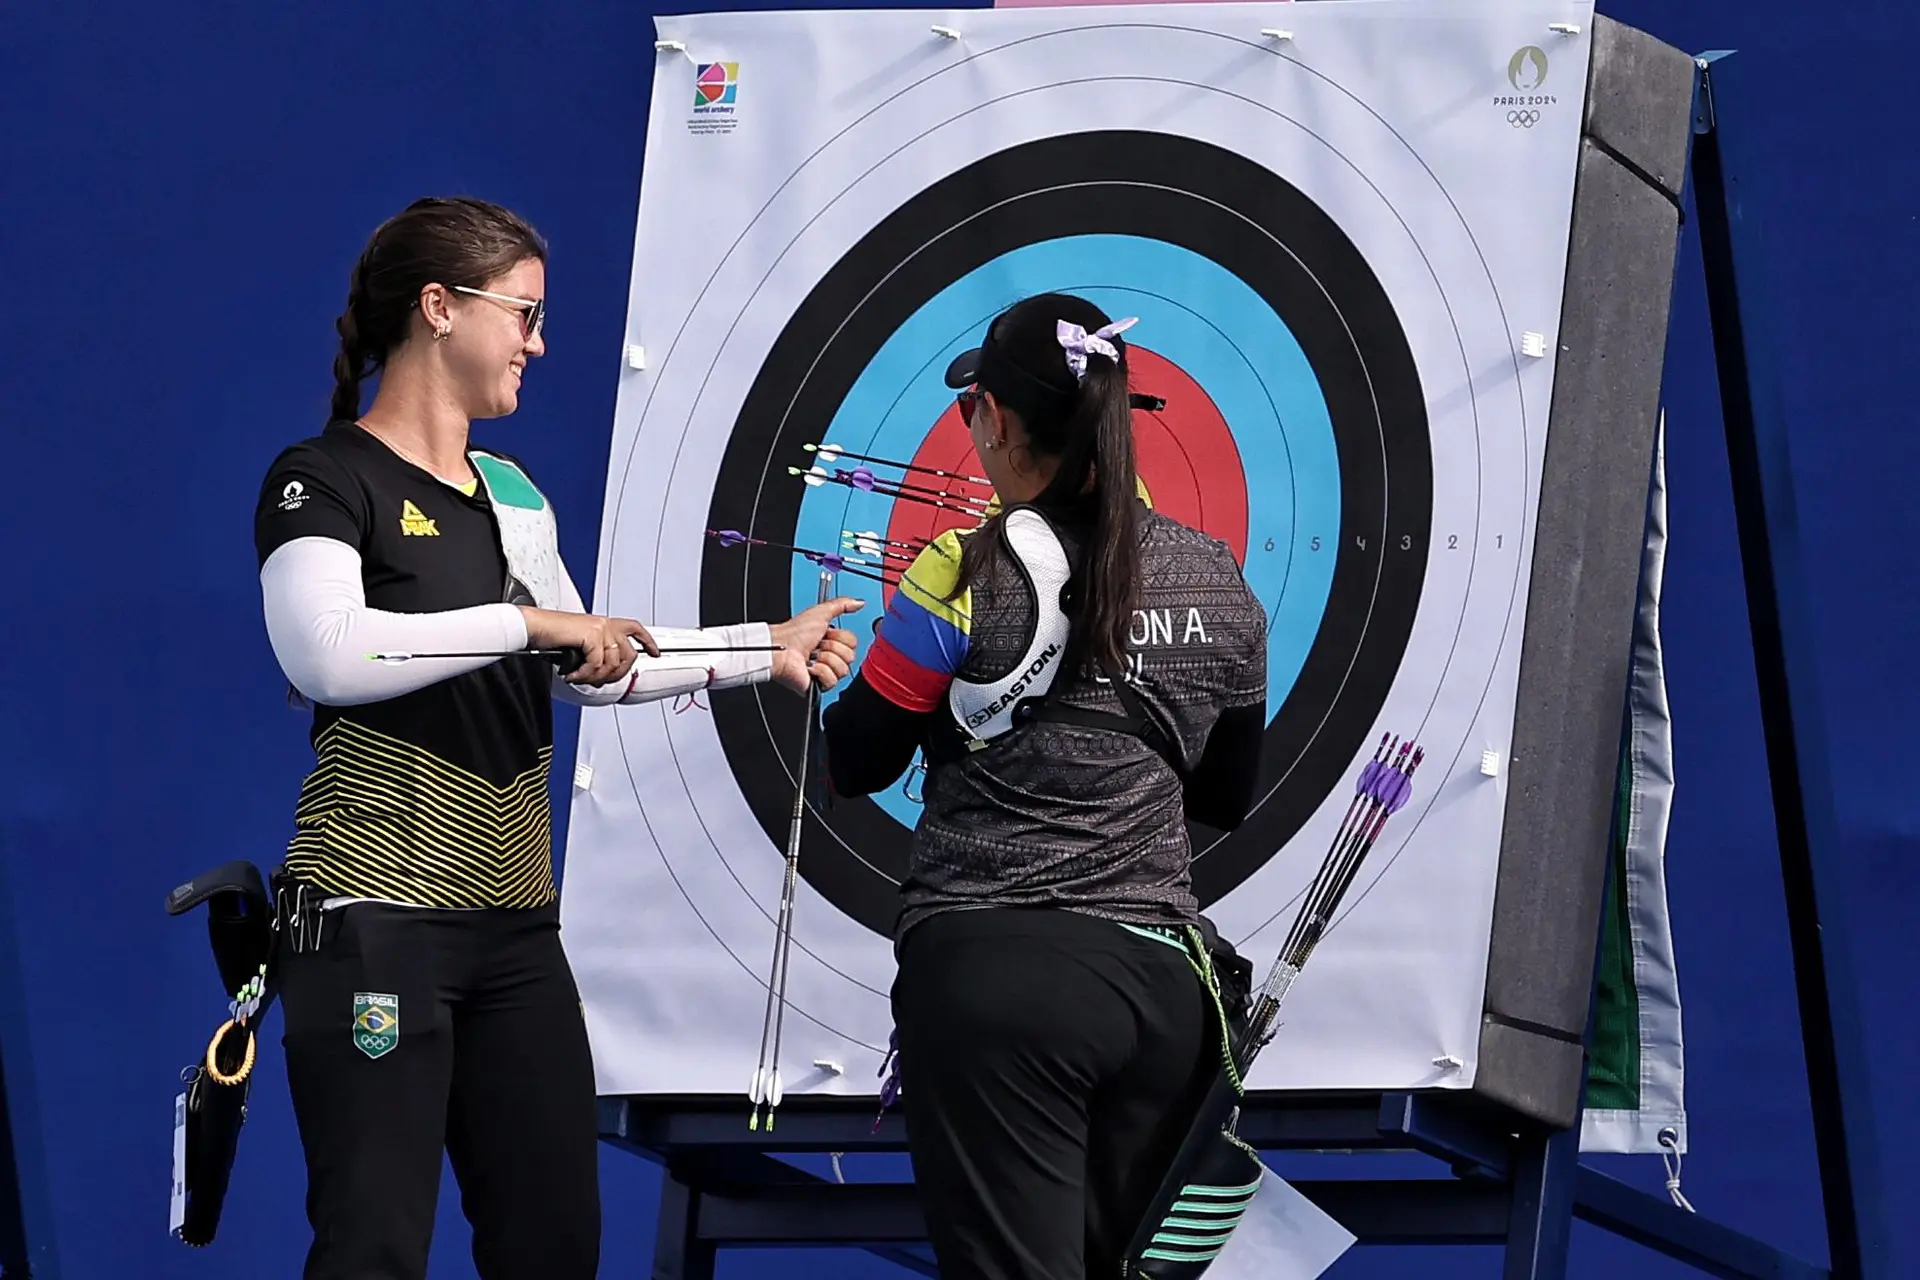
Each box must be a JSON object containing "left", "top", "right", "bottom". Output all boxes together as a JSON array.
[{"left": 518, "top": 607, "right": 661, "bottom": 686}]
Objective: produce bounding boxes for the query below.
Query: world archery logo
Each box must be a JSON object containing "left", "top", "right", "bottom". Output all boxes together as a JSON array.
[
  {"left": 694, "top": 62, "right": 738, "bottom": 107},
  {"left": 1493, "top": 45, "right": 1557, "bottom": 121},
  {"left": 689, "top": 62, "right": 742, "bottom": 136},
  {"left": 352, "top": 992, "right": 399, "bottom": 1060}
]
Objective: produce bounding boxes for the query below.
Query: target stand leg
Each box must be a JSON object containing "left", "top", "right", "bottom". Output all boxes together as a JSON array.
[
  {"left": 1503, "top": 1122, "right": 1581, "bottom": 1280},
  {"left": 652, "top": 1162, "right": 716, "bottom": 1280}
]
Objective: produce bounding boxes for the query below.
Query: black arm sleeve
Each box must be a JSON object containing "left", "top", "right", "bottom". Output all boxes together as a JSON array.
[
  {"left": 1183, "top": 701, "right": 1265, "bottom": 832},
  {"left": 822, "top": 673, "right": 931, "bottom": 798}
]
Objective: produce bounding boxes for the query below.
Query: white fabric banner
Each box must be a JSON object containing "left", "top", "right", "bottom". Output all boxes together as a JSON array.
[
  {"left": 1582, "top": 411, "right": 1689, "bottom": 1156},
  {"left": 561, "top": 0, "right": 1593, "bottom": 1099}
]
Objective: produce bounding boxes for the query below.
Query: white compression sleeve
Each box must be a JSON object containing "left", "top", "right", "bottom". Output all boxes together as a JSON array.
[
  {"left": 260, "top": 537, "right": 529, "bottom": 706},
  {"left": 545, "top": 561, "right": 775, "bottom": 707}
]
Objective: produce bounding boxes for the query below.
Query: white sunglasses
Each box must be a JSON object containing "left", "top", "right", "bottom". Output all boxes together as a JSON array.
[{"left": 450, "top": 285, "right": 545, "bottom": 340}]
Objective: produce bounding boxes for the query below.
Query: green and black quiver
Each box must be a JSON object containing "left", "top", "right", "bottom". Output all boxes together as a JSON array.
[{"left": 1122, "top": 918, "right": 1266, "bottom": 1278}]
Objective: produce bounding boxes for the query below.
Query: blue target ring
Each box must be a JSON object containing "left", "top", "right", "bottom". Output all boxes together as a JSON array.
[{"left": 794, "top": 234, "right": 1342, "bottom": 832}]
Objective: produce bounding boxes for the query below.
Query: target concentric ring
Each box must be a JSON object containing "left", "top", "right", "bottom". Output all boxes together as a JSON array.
[{"left": 700, "top": 130, "right": 1431, "bottom": 936}]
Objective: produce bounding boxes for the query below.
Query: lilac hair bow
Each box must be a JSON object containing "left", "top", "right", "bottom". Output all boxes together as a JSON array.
[{"left": 1056, "top": 316, "right": 1138, "bottom": 382}]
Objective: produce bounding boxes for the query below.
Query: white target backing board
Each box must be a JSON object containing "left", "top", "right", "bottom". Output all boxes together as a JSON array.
[{"left": 561, "top": 0, "right": 1594, "bottom": 1098}]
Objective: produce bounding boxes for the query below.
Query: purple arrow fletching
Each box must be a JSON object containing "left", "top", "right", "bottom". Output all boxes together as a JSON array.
[
  {"left": 821, "top": 552, "right": 845, "bottom": 573},
  {"left": 1357, "top": 760, "right": 1382, "bottom": 796},
  {"left": 843, "top": 466, "right": 878, "bottom": 492},
  {"left": 715, "top": 529, "right": 748, "bottom": 548},
  {"left": 1381, "top": 769, "right": 1415, "bottom": 814}
]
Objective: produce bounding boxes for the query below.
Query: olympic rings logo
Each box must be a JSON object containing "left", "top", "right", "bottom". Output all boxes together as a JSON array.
[{"left": 1507, "top": 109, "right": 1541, "bottom": 128}]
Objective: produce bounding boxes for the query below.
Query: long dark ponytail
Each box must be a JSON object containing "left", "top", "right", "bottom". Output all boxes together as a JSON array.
[
  {"left": 952, "top": 293, "right": 1141, "bottom": 677},
  {"left": 329, "top": 197, "right": 549, "bottom": 420}
]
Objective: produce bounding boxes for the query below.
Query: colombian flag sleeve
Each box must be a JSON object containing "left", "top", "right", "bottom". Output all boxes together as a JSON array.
[{"left": 861, "top": 530, "right": 972, "bottom": 713}]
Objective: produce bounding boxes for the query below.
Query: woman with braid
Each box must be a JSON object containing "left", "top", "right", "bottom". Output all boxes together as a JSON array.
[{"left": 253, "top": 196, "right": 863, "bottom": 1279}]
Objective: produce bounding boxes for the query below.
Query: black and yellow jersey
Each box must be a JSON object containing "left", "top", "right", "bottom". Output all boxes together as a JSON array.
[{"left": 253, "top": 420, "right": 560, "bottom": 909}]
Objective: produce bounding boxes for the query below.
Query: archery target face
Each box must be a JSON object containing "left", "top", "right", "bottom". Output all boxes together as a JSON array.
[{"left": 564, "top": 3, "right": 1591, "bottom": 1095}]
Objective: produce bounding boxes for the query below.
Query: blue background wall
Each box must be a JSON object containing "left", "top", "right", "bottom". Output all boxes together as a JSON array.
[{"left": 2, "top": 2, "right": 1913, "bottom": 1277}]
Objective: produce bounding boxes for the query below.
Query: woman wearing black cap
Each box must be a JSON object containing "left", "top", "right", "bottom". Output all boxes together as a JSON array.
[{"left": 821, "top": 291, "right": 1269, "bottom": 1280}]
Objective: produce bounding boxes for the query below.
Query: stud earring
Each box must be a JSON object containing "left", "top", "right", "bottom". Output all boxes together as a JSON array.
[{"left": 434, "top": 324, "right": 451, "bottom": 340}]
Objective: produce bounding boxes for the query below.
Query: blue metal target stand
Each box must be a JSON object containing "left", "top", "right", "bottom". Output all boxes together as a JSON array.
[{"left": 594, "top": 17, "right": 1888, "bottom": 1280}]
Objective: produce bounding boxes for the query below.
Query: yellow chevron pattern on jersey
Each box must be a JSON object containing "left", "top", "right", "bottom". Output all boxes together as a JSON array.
[
  {"left": 899, "top": 527, "right": 972, "bottom": 630},
  {"left": 285, "top": 718, "right": 557, "bottom": 908}
]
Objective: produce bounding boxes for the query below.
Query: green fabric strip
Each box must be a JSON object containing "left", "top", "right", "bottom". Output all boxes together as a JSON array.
[
  {"left": 1586, "top": 732, "right": 1643, "bottom": 1112},
  {"left": 470, "top": 452, "right": 546, "bottom": 511},
  {"left": 1181, "top": 1178, "right": 1261, "bottom": 1198},
  {"left": 1169, "top": 1198, "right": 1252, "bottom": 1216},
  {"left": 1152, "top": 1231, "right": 1235, "bottom": 1247},
  {"left": 1116, "top": 922, "right": 1189, "bottom": 954},
  {"left": 1143, "top": 1245, "right": 1225, "bottom": 1263}
]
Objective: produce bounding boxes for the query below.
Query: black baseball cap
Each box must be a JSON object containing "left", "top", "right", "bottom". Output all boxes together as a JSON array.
[{"left": 943, "top": 344, "right": 1166, "bottom": 414}]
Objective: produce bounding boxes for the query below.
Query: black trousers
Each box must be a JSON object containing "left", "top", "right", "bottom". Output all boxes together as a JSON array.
[
  {"left": 276, "top": 899, "right": 599, "bottom": 1280},
  {"left": 891, "top": 907, "right": 1214, "bottom": 1280}
]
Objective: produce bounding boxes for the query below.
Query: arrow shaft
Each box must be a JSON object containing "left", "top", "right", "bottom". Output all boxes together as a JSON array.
[
  {"left": 370, "top": 646, "right": 784, "bottom": 662},
  {"left": 855, "top": 472, "right": 991, "bottom": 505},
  {"left": 814, "top": 444, "right": 987, "bottom": 485},
  {"left": 834, "top": 479, "right": 989, "bottom": 517}
]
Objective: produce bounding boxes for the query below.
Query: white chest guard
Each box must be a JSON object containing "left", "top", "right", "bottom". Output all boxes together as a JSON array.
[
  {"left": 948, "top": 506, "right": 1113, "bottom": 756},
  {"left": 468, "top": 450, "right": 564, "bottom": 610},
  {"left": 945, "top": 507, "right": 1076, "bottom": 751},
  {"left": 934, "top": 505, "right": 1186, "bottom": 774}
]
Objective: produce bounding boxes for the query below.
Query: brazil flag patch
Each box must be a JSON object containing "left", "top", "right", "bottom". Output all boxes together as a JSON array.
[{"left": 353, "top": 992, "right": 400, "bottom": 1060}]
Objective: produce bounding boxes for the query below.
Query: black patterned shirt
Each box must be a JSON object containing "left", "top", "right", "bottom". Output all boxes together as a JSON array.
[{"left": 823, "top": 506, "right": 1268, "bottom": 941}]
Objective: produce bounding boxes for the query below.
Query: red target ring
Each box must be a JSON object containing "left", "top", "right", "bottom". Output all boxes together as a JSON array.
[{"left": 880, "top": 344, "right": 1247, "bottom": 604}]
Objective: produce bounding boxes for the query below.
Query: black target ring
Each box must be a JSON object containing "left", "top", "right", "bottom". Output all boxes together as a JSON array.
[{"left": 701, "top": 129, "right": 1431, "bottom": 937}]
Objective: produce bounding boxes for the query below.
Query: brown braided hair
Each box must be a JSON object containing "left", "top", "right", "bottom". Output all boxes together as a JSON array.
[{"left": 330, "top": 197, "right": 548, "bottom": 420}]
